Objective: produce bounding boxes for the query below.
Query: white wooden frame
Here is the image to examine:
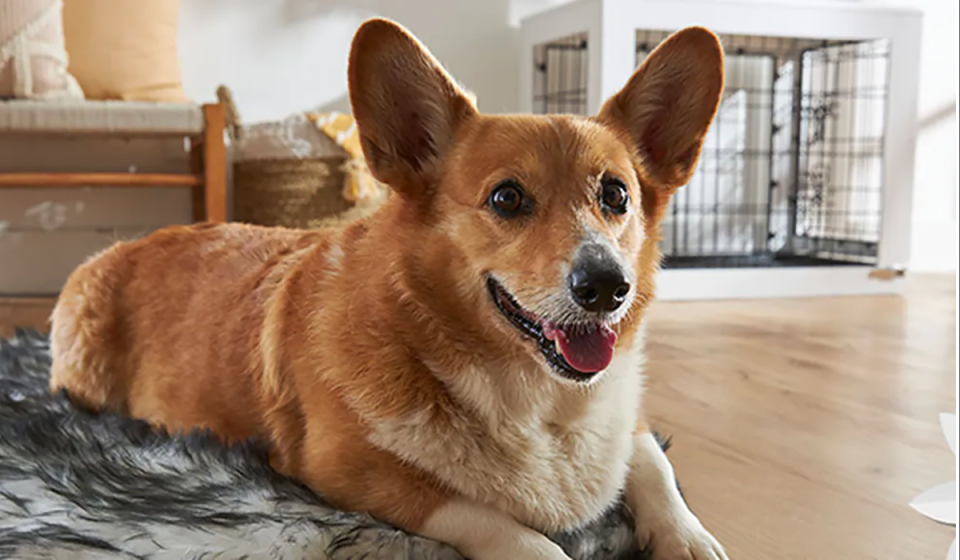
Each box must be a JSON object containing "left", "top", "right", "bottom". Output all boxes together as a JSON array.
[{"left": 519, "top": 0, "right": 923, "bottom": 301}]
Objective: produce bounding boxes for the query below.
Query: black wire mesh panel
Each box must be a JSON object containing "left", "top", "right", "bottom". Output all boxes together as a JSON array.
[
  {"left": 530, "top": 31, "right": 891, "bottom": 269},
  {"left": 638, "top": 33, "right": 778, "bottom": 268},
  {"left": 790, "top": 40, "right": 890, "bottom": 264},
  {"left": 533, "top": 33, "right": 588, "bottom": 115}
]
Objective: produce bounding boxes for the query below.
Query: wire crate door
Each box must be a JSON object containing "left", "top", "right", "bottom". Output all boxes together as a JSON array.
[
  {"left": 662, "top": 52, "right": 777, "bottom": 266},
  {"left": 787, "top": 40, "right": 891, "bottom": 264},
  {"left": 637, "top": 34, "right": 780, "bottom": 268},
  {"left": 533, "top": 33, "right": 590, "bottom": 115}
]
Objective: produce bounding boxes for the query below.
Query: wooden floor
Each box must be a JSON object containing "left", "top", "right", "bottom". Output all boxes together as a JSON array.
[
  {"left": 2, "top": 274, "right": 956, "bottom": 559},
  {"left": 643, "top": 274, "right": 957, "bottom": 560}
]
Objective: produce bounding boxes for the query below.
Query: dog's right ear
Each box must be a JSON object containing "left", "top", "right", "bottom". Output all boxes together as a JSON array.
[
  {"left": 348, "top": 18, "right": 477, "bottom": 197},
  {"left": 596, "top": 27, "right": 724, "bottom": 191}
]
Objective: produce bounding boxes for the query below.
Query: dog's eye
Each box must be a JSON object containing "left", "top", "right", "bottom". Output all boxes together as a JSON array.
[
  {"left": 489, "top": 181, "right": 525, "bottom": 217},
  {"left": 601, "top": 178, "right": 629, "bottom": 214}
]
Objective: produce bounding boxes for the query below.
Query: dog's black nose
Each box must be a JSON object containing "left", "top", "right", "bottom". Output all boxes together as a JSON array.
[{"left": 568, "top": 245, "right": 631, "bottom": 313}]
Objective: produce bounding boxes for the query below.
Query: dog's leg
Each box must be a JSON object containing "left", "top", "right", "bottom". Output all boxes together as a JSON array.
[
  {"left": 421, "top": 499, "right": 572, "bottom": 560},
  {"left": 626, "top": 431, "right": 728, "bottom": 560}
]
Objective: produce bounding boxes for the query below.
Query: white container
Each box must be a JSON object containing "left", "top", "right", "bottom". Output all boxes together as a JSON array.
[{"left": 519, "top": 0, "right": 923, "bottom": 300}]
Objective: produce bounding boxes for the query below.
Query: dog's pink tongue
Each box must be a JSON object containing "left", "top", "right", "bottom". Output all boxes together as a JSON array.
[{"left": 543, "top": 322, "right": 617, "bottom": 374}]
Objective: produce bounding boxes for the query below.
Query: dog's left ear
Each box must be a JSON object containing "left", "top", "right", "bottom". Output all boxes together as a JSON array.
[
  {"left": 596, "top": 27, "right": 724, "bottom": 190},
  {"left": 348, "top": 18, "right": 478, "bottom": 197}
]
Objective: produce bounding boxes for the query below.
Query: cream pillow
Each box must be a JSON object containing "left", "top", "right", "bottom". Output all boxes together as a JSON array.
[
  {"left": 63, "top": 0, "right": 187, "bottom": 102},
  {"left": 0, "top": 0, "right": 84, "bottom": 100}
]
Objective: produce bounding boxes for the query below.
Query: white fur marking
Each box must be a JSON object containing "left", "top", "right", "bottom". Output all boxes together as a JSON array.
[
  {"left": 627, "top": 433, "right": 728, "bottom": 559},
  {"left": 421, "top": 499, "right": 571, "bottom": 560},
  {"left": 367, "top": 335, "right": 646, "bottom": 533}
]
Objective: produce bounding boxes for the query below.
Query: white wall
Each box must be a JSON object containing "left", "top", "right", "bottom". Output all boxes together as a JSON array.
[
  {"left": 893, "top": 0, "right": 958, "bottom": 272},
  {"left": 178, "top": 0, "right": 523, "bottom": 123}
]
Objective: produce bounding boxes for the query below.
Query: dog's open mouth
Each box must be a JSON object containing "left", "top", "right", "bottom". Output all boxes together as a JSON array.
[{"left": 487, "top": 277, "right": 617, "bottom": 382}]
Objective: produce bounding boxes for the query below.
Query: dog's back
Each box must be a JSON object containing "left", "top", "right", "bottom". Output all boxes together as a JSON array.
[{"left": 50, "top": 222, "right": 326, "bottom": 441}]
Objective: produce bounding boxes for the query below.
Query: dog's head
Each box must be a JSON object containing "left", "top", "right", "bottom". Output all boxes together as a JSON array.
[{"left": 348, "top": 19, "right": 723, "bottom": 384}]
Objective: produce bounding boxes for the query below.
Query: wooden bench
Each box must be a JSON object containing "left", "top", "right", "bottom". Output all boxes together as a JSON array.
[{"left": 0, "top": 100, "right": 227, "bottom": 222}]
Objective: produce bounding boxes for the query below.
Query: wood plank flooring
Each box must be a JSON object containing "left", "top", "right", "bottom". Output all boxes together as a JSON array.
[{"left": 642, "top": 274, "right": 956, "bottom": 560}]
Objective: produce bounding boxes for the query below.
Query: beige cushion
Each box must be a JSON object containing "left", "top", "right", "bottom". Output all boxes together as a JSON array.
[
  {"left": 0, "top": 100, "right": 203, "bottom": 135},
  {"left": 0, "top": 0, "right": 84, "bottom": 100},
  {"left": 63, "top": 0, "right": 187, "bottom": 102}
]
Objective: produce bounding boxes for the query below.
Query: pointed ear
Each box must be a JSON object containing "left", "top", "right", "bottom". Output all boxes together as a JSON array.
[
  {"left": 596, "top": 27, "right": 724, "bottom": 190},
  {"left": 348, "top": 18, "right": 477, "bottom": 197}
]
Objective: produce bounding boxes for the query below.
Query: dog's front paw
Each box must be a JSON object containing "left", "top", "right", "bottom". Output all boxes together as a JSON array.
[{"left": 637, "top": 514, "right": 728, "bottom": 560}]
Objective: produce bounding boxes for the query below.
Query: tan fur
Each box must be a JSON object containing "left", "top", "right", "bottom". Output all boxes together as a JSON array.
[{"left": 50, "top": 18, "right": 725, "bottom": 560}]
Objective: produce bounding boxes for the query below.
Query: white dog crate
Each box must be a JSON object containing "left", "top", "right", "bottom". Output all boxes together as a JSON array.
[{"left": 519, "top": 0, "right": 922, "bottom": 300}]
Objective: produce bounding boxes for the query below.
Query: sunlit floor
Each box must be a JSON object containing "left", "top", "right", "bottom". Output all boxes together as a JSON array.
[
  {"left": 2, "top": 274, "right": 956, "bottom": 559},
  {"left": 644, "top": 273, "right": 957, "bottom": 560}
]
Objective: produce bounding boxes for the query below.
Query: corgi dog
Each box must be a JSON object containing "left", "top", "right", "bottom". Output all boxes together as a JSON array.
[{"left": 49, "top": 18, "right": 726, "bottom": 560}]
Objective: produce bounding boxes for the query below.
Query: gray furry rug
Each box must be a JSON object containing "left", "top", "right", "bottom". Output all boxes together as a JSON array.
[{"left": 0, "top": 328, "right": 654, "bottom": 560}]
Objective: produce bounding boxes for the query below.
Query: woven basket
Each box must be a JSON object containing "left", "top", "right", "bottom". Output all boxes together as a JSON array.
[
  {"left": 232, "top": 158, "right": 353, "bottom": 228},
  {"left": 219, "top": 86, "right": 382, "bottom": 229}
]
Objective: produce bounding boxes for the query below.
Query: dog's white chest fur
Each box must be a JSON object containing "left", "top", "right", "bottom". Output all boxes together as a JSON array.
[{"left": 368, "top": 347, "right": 644, "bottom": 532}]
